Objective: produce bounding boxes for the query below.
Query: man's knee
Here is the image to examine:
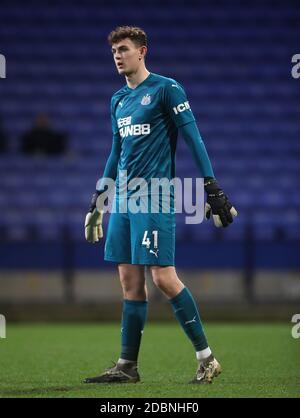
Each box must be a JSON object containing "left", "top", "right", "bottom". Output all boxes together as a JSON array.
[
  {"left": 150, "top": 266, "right": 184, "bottom": 297},
  {"left": 118, "top": 265, "right": 146, "bottom": 298},
  {"left": 151, "top": 266, "right": 172, "bottom": 289}
]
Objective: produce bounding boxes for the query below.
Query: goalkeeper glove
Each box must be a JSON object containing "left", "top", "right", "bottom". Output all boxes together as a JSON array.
[
  {"left": 85, "top": 191, "right": 104, "bottom": 243},
  {"left": 204, "top": 177, "right": 238, "bottom": 228}
]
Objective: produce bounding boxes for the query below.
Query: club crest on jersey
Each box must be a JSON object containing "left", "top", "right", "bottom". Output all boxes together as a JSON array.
[{"left": 141, "top": 94, "right": 151, "bottom": 105}]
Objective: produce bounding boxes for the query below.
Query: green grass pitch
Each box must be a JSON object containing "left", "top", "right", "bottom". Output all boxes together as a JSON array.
[{"left": 0, "top": 322, "right": 299, "bottom": 398}]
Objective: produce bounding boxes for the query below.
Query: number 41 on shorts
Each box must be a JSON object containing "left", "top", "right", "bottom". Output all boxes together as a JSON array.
[{"left": 142, "top": 230, "right": 158, "bottom": 249}]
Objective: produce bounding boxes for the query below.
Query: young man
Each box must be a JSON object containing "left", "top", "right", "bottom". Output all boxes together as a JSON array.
[{"left": 84, "top": 26, "right": 237, "bottom": 384}]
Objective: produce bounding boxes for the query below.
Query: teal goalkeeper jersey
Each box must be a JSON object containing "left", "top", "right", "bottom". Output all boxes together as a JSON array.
[{"left": 111, "top": 72, "right": 195, "bottom": 197}]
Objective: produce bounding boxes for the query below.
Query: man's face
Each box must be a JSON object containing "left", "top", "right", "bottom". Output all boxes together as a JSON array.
[{"left": 111, "top": 38, "right": 144, "bottom": 75}]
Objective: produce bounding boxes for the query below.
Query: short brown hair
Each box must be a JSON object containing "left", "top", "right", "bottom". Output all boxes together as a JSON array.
[{"left": 108, "top": 26, "right": 147, "bottom": 47}]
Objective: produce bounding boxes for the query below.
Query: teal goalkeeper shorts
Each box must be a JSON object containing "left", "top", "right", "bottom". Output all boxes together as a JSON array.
[{"left": 104, "top": 197, "right": 176, "bottom": 266}]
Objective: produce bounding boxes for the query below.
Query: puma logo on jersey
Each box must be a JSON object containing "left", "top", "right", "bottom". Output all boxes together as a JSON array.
[
  {"left": 184, "top": 316, "right": 197, "bottom": 325},
  {"left": 173, "top": 101, "right": 191, "bottom": 115},
  {"left": 150, "top": 249, "right": 159, "bottom": 258}
]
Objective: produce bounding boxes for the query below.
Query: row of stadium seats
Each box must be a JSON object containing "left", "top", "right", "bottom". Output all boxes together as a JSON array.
[
  {"left": 0, "top": 213, "right": 300, "bottom": 245},
  {"left": 1, "top": 194, "right": 299, "bottom": 211},
  {"left": 0, "top": 158, "right": 299, "bottom": 180}
]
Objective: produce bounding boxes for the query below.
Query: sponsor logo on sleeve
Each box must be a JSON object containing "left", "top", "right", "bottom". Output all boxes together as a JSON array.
[{"left": 173, "top": 101, "right": 191, "bottom": 115}]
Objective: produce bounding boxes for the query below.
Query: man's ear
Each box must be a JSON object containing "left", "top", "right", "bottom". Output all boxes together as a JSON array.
[{"left": 139, "top": 46, "right": 147, "bottom": 58}]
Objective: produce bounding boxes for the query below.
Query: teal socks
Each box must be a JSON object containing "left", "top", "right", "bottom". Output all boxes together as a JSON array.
[
  {"left": 170, "top": 287, "right": 208, "bottom": 352},
  {"left": 120, "top": 299, "right": 148, "bottom": 361}
]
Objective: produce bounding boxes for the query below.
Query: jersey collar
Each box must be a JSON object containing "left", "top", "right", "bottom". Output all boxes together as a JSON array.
[{"left": 125, "top": 72, "right": 153, "bottom": 92}]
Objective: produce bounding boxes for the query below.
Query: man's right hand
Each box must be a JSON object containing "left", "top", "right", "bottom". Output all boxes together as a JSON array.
[{"left": 85, "top": 191, "right": 104, "bottom": 243}]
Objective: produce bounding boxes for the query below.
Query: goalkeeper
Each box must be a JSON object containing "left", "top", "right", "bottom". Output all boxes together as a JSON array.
[{"left": 84, "top": 26, "right": 237, "bottom": 385}]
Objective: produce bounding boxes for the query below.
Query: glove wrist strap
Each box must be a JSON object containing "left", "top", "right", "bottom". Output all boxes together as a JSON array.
[
  {"left": 204, "top": 177, "right": 221, "bottom": 194},
  {"left": 89, "top": 190, "right": 101, "bottom": 213}
]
